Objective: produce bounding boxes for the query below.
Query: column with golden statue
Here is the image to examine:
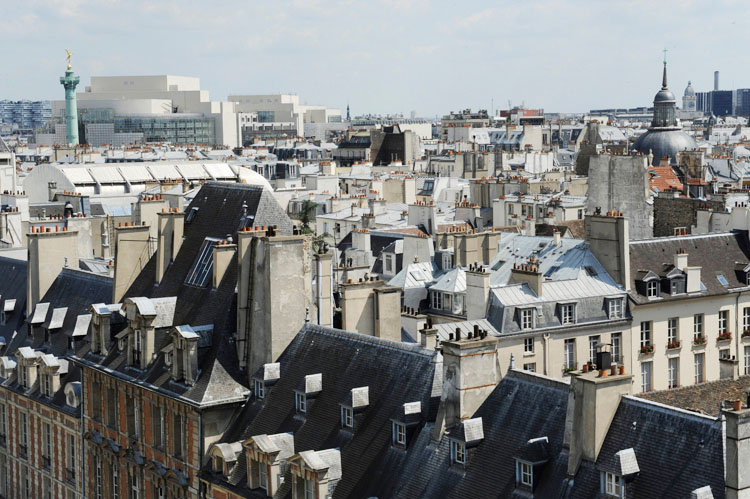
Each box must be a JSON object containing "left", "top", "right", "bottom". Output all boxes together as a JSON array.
[{"left": 59, "top": 49, "right": 80, "bottom": 145}]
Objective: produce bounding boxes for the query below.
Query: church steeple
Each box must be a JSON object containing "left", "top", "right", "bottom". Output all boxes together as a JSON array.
[
  {"left": 662, "top": 48, "right": 668, "bottom": 89},
  {"left": 651, "top": 52, "right": 677, "bottom": 129}
]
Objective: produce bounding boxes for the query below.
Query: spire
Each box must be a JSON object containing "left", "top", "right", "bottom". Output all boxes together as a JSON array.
[{"left": 662, "top": 48, "right": 668, "bottom": 89}]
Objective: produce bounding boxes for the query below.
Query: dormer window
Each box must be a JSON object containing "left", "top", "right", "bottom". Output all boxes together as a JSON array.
[
  {"left": 450, "top": 440, "right": 466, "bottom": 465},
  {"left": 392, "top": 422, "right": 406, "bottom": 446},
  {"left": 520, "top": 308, "right": 534, "bottom": 330},
  {"left": 254, "top": 379, "right": 265, "bottom": 399},
  {"left": 341, "top": 407, "right": 353, "bottom": 428},
  {"left": 213, "top": 455, "right": 224, "bottom": 474},
  {"left": 603, "top": 472, "right": 622, "bottom": 497},
  {"left": 296, "top": 392, "right": 307, "bottom": 413},
  {"left": 608, "top": 298, "right": 623, "bottom": 319},
  {"left": 516, "top": 460, "right": 533, "bottom": 487},
  {"left": 18, "top": 365, "right": 27, "bottom": 388},
  {"left": 41, "top": 373, "right": 51, "bottom": 397},
  {"left": 646, "top": 280, "right": 658, "bottom": 298},
  {"left": 560, "top": 303, "right": 576, "bottom": 324}
]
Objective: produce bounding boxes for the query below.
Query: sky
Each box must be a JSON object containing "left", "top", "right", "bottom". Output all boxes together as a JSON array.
[{"left": 1, "top": 0, "right": 748, "bottom": 117}]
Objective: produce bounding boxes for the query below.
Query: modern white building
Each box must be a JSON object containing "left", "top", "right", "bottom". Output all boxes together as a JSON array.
[{"left": 46, "top": 75, "right": 240, "bottom": 147}]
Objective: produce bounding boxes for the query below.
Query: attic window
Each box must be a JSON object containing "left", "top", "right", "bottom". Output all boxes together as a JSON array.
[
  {"left": 516, "top": 460, "right": 533, "bottom": 487},
  {"left": 254, "top": 379, "right": 265, "bottom": 399},
  {"left": 450, "top": 440, "right": 466, "bottom": 465},
  {"left": 646, "top": 280, "right": 658, "bottom": 298},
  {"left": 295, "top": 392, "right": 307, "bottom": 413},
  {"left": 185, "top": 206, "right": 199, "bottom": 223},
  {"left": 341, "top": 407, "right": 353, "bottom": 428},
  {"left": 185, "top": 237, "right": 220, "bottom": 287},
  {"left": 392, "top": 422, "right": 406, "bottom": 446},
  {"left": 602, "top": 471, "right": 623, "bottom": 497},
  {"left": 584, "top": 266, "right": 598, "bottom": 277},
  {"left": 717, "top": 274, "right": 729, "bottom": 287}
]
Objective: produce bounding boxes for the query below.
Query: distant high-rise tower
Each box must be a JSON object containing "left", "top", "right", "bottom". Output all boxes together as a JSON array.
[
  {"left": 714, "top": 71, "right": 720, "bottom": 91},
  {"left": 59, "top": 50, "right": 80, "bottom": 145},
  {"left": 346, "top": 103, "right": 351, "bottom": 122}
]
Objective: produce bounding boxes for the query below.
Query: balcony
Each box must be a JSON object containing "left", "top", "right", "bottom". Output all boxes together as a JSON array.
[
  {"left": 42, "top": 455, "right": 51, "bottom": 471},
  {"left": 0, "top": 434, "right": 6, "bottom": 448},
  {"left": 18, "top": 444, "right": 27, "bottom": 460}
]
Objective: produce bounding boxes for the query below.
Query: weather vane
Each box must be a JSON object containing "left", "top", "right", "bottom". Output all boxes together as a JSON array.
[{"left": 66, "top": 49, "right": 73, "bottom": 70}]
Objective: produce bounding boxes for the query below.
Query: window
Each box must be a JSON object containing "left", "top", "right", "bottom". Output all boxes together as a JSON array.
[
  {"left": 508, "top": 203, "right": 514, "bottom": 215},
  {"left": 107, "top": 387, "right": 118, "bottom": 428},
  {"left": 259, "top": 460, "right": 268, "bottom": 491},
  {"left": 523, "top": 363, "right": 536, "bottom": 372},
  {"left": 720, "top": 348, "right": 730, "bottom": 359},
  {"left": 668, "top": 358, "right": 679, "bottom": 389},
  {"left": 524, "top": 337, "right": 534, "bottom": 353},
  {"left": 640, "top": 321, "right": 651, "bottom": 347},
  {"left": 385, "top": 254, "right": 394, "bottom": 274},
  {"left": 18, "top": 364, "right": 27, "bottom": 388},
  {"left": 694, "top": 314, "right": 704, "bottom": 339},
  {"left": 561, "top": 304, "right": 575, "bottom": 324},
  {"left": 0, "top": 454, "right": 6, "bottom": 497},
  {"left": 521, "top": 205, "right": 527, "bottom": 217},
  {"left": 744, "top": 307, "right": 750, "bottom": 332},
  {"left": 127, "top": 398, "right": 139, "bottom": 439},
  {"left": 172, "top": 413, "right": 183, "bottom": 458},
  {"left": 694, "top": 353, "right": 705, "bottom": 384},
  {"left": 604, "top": 472, "right": 622, "bottom": 496},
  {"left": 20, "top": 412, "right": 28, "bottom": 458},
  {"left": 393, "top": 422, "right": 406, "bottom": 446},
  {"left": 112, "top": 463, "right": 119, "bottom": 499},
  {"left": 432, "top": 292, "right": 443, "bottom": 310},
  {"left": 611, "top": 333, "right": 621, "bottom": 363},
  {"left": 132, "top": 330, "right": 142, "bottom": 366},
  {"left": 130, "top": 473, "right": 139, "bottom": 499},
  {"left": 20, "top": 464, "right": 28, "bottom": 498},
  {"left": 667, "top": 318, "right": 678, "bottom": 344},
  {"left": 589, "top": 336, "right": 600, "bottom": 364},
  {"left": 184, "top": 237, "right": 220, "bottom": 287},
  {"left": 719, "top": 310, "right": 729, "bottom": 334},
  {"left": 304, "top": 477, "right": 316, "bottom": 499},
  {"left": 646, "top": 280, "right": 658, "bottom": 298},
  {"left": 564, "top": 339, "right": 575, "bottom": 369},
  {"left": 43, "top": 422, "right": 52, "bottom": 468},
  {"left": 608, "top": 299, "right": 623, "bottom": 319},
  {"left": 0, "top": 404, "right": 5, "bottom": 443},
  {"left": 520, "top": 309, "right": 533, "bottom": 330},
  {"left": 254, "top": 379, "right": 265, "bottom": 399},
  {"left": 641, "top": 361, "right": 652, "bottom": 392},
  {"left": 96, "top": 456, "right": 103, "bottom": 499},
  {"left": 92, "top": 380, "right": 102, "bottom": 420},
  {"left": 296, "top": 392, "right": 307, "bottom": 413},
  {"left": 578, "top": 208, "right": 583, "bottom": 219},
  {"left": 42, "top": 373, "right": 51, "bottom": 397},
  {"left": 151, "top": 404, "right": 163, "bottom": 449},
  {"left": 746, "top": 346, "right": 750, "bottom": 376},
  {"left": 450, "top": 440, "right": 465, "bottom": 464},
  {"left": 341, "top": 406, "right": 353, "bottom": 428},
  {"left": 154, "top": 484, "right": 164, "bottom": 499},
  {"left": 67, "top": 433, "right": 76, "bottom": 484},
  {"left": 717, "top": 274, "right": 729, "bottom": 286},
  {"left": 517, "top": 460, "right": 533, "bottom": 487}
]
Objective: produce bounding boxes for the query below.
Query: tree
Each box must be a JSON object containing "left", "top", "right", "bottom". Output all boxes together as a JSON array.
[{"left": 299, "top": 200, "right": 319, "bottom": 234}]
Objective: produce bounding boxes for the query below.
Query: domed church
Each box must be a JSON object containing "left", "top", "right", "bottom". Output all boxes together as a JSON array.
[{"left": 632, "top": 61, "right": 697, "bottom": 165}]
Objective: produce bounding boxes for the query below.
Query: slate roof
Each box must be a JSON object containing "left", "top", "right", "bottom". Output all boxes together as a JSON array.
[
  {"left": 201, "top": 324, "right": 441, "bottom": 498},
  {"left": 636, "top": 375, "right": 750, "bottom": 417},
  {"left": 352, "top": 370, "right": 571, "bottom": 499},
  {"left": 0, "top": 257, "right": 27, "bottom": 346},
  {"left": 75, "top": 183, "right": 294, "bottom": 408},
  {"left": 569, "top": 396, "right": 725, "bottom": 499},
  {"left": 628, "top": 231, "right": 750, "bottom": 305}
]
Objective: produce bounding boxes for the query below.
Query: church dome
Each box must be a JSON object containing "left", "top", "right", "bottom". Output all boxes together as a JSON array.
[
  {"left": 654, "top": 88, "right": 676, "bottom": 103},
  {"left": 684, "top": 81, "right": 695, "bottom": 97},
  {"left": 633, "top": 130, "right": 697, "bottom": 165}
]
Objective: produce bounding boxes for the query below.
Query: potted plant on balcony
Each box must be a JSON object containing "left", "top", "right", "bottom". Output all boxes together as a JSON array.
[
  {"left": 667, "top": 340, "right": 681, "bottom": 349},
  {"left": 693, "top": 335, "right": 707, "bottom": 346},
  {"left": 742, "top": 329, "right": 750, "bottom": 339},
  {"left": 639, "top": 344, "right": 654, "bottom": 355},
  {"left": 717, "top": 331, "right": 732, "bottom": 342}
]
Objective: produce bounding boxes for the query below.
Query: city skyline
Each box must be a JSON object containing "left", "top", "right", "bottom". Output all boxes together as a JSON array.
[{"left": 2, "top": 0, "right": 750, "bottom": 116}]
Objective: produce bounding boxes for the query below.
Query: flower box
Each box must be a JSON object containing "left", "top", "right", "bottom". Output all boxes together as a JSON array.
[
  {"left": 742, "top": 330, "right": 750, "bottom": 338},
  {"left": 666, "top": 341, "right": 681, "bottom": 349},
  {"left": 717, "top": 332, "right": 732, "bottom": 342},
  {"left": 639, "top": 344, "right": 654, "bottom": 355},
  {"left": 693, "top": 336, "right": 707, "bottom": 346}
]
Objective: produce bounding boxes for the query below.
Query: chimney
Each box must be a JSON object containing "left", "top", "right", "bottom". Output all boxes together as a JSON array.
[
  {"left": 584, "top": 213, "right": 630, "bottom": 290},
  {"left": 236, "top": 230, "right": 313, "bottom": 379},
  {"left": 212, "top": 242, "right": 236, "bottom": 289},
  {"left": 465, "top": 265, "right": 490, "bottom": 320},
  {"left": 565, "top": 369, "right": 632, "bottom": 475},
  {"left": 156, "top": 210, "right": 184, "bottom": 284},
  {"left": 724, "top": 403, "right": 750, "bottom": 498},
  {"left": 523, "top": 218, "right": 536, "bottom": 236},
  {"left": 432, "top": 333, "right": 500, "bottom": 439},
  {"left": 674, "top": 248, "right": 688, "bottom": 271},
  {"left": 402, "top": 233, "right": 432, "bottom": 268},
  {"left": 553, "top": 228, "right": 562, "bottom": 246},
  {"left": 509, "top": 262, "right": 543, "bottom": 297},
  {"left": 351, "top": 229, "right": 371, "bottom": 252},
  {"left": 113, "top": 224, "right": 151, "bottom": 303},
  {"left": 26, "top": 227, "right": 78, "bottom": 315},
  {"left": 340, "top": 278, "right": 391, "bottom": 337},
  {"left": 419, "top": 320, "right": 438, "bottom": 350},
  {"left": 686, "top": 265, "right": 702, "bottom": 293},
  {"left": 134, "top": 194, "right": 170, "bottom": 244},
  {"left": 313, "top": 251, "right": 334, "bottom": 327},
  {"left": 374, "top": 286, "right": 402, "bottom": 342}
]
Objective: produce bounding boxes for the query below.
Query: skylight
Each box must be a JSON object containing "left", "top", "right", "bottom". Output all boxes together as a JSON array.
[
  {"left": 544, "top": 266, "right": 560, "bottom": 277},
  {"left": 717, "top": 274, "right": 729, "bottom": 287},
  {"left": 585, "top": 266, "right": 598, "bottom": 277},
  {"left": 185, "top": 237, "right": 220, "bottom": 287}
]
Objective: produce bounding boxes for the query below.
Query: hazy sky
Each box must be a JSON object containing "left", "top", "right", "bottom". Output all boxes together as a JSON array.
[{"left": 2, "top": 0, "right": 748, "bottom": 116}]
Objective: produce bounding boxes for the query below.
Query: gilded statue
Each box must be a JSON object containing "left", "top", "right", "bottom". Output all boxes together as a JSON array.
[{"left": 66, "top": 49, "right": 73, "bottom": 69}]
